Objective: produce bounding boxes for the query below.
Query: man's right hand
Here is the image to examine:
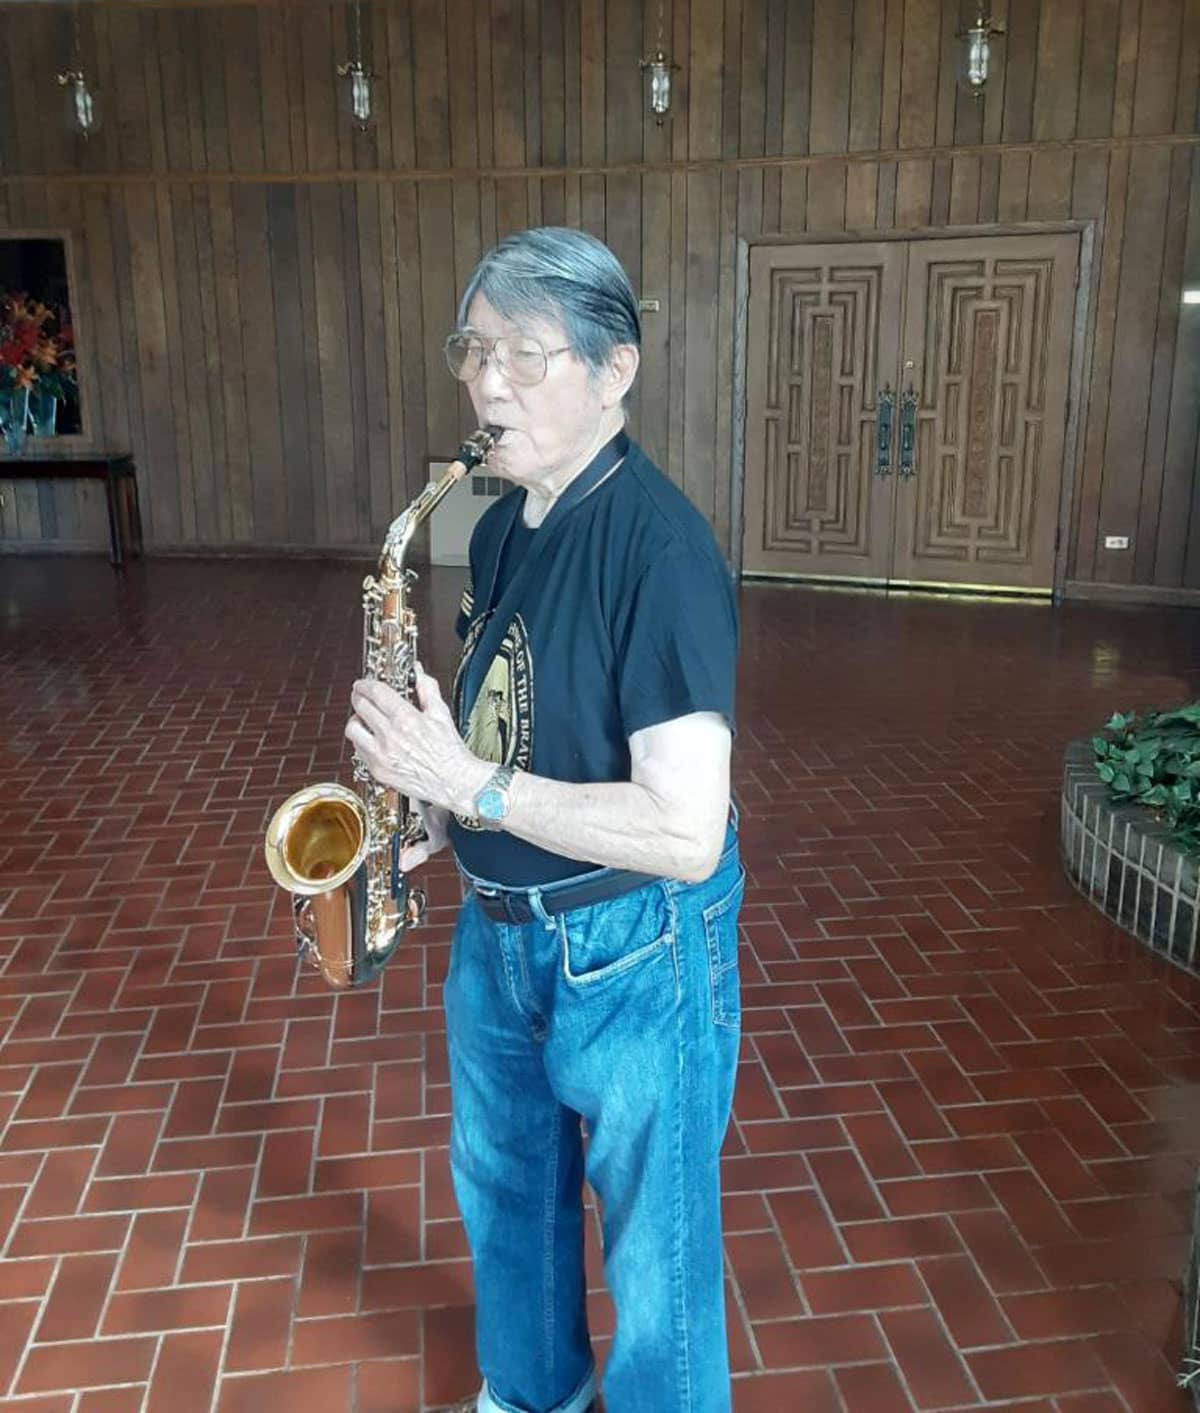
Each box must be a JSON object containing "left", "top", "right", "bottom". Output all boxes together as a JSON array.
[{"left": 399, "top": 799, "right": 450, "bottom": 871}]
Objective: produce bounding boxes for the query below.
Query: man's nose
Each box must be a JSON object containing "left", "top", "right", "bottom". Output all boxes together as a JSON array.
[{"left": 476, "top": 352, "right": 512, "bottom": 399}]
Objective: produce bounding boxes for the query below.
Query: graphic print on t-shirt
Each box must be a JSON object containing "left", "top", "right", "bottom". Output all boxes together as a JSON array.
[{"left": 453, "top": 611, "right": 534, "bottom": 832}]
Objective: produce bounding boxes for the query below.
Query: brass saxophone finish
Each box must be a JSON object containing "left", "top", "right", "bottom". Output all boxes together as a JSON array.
[{"left": 264, "top": 425, "right": 501, "bottom": 989}]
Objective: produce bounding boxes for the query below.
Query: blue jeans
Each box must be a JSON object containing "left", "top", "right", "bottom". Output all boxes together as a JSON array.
[{"left": 444, "top": 831, "right": 744, "bottom": 1413}]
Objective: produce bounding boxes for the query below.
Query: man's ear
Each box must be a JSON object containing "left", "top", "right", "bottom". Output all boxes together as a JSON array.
[{"left": 601, "top": 343, "right": 641, "bottom": 408}]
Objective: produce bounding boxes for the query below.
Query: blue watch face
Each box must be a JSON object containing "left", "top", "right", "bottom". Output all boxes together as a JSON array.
[{"left": 477, "top": 788, "right": 505, "bottom": 820}]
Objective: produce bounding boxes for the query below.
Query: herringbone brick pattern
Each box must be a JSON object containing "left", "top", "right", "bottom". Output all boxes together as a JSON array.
[{"left": 1, "top": 555, "right": 1198, "bottom": 1413}]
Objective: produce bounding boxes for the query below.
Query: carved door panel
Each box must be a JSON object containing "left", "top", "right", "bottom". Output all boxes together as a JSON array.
[
  {"left": 743, "top": 233, "right": 1078, "bottom": 593},
  {"left": 742, "top": 243, "right": 905, "bottom": 579},
  {"left": 893, "top": 234, "right": 1078, "bottom": 590}
]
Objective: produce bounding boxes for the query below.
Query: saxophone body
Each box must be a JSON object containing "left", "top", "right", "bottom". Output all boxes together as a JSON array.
[{"left": 264, "top": 426, "right": 500, "bottom": 989}]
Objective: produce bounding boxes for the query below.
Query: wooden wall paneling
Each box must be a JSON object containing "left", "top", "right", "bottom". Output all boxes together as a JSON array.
[
  {"left": 385, "top": 1, "right": 416, "bottom": 171},
  {"left": 376, "top": 181, "right": 405, "bottom": 522},
  {"left": 1095, "top": 171, "right": 1174, "bottom": 578},
  {"left": 777, "top": 0, "right": 811, "bottom": 232},
  {"left": 561, "top": 0, "right": 580, "bottom": 172},
  {"left": 125, "top": 183, "right": 179, "bottom": 543},
  {"left": 847, "top": 0, "right": 885, "bottom": 230},
  {"left": 640, "top": 171, "right": 672, "bottom": 474},
  {"left": 523, "top": 0, "right": 544, "bottom": 221},
  {"left": 168, "top": 182, "right": 215, "bottom": 541},
  {"left": 494, "top": 178, "right": 529, "bottom": 239},
  {"left": 417, "top": 181, "right": 459, "bottom": 463},
  {"left": 739, "top": 0, "right": 770, "bottom": 168},
  {"left": 666, "top": 168, "right": 688, "bottom": 481},
  {"left": 83, "top": 186, "right": 132, "bottom": 465},
  {"left": 192, "top": 185, "right": 234, "bottom": 542},
  {"left": 1133, "top": 0, "right": 1183, "bottom": 137},
  {"left": 682, "top": 171, "right": 721, "bottom": 520},
  {"left": 343, "top": 182, "right": 370, "bottom": 537},
  {"left": 712, "top": 168, "right": 739, "bottom": 553},
  {"left": 265, "top": 183, "right": 310, "bottom": 543},
  {"left": 1077, "top": 0, "right": 1119, "bottom": 139},
  {"left": 33, "top": 6, "right": 72, "bottom": 176},
  {"left": 973, "top": 0, "right": 1008, "bottom": 220},
  {"left": 1026, "top": 0, "right": 1082, "bottom": 220},
  {"left": 412, "top": 0, "right": 451, "bottom": 171},
  {"left": 1071, "top": 151, "right": 1128, "bottom": 580},
  {"left": 1135, "top": 144, "right": 1191, "bottom": 582},
  {"left": 604, "top": 0, "right": 640, "bottom": 165},
  {"left": 176, "top": 9, "right": 209, "bottom": 172},
  {"left": 234, "top": 182, "right": 287, "bottom": 544},
  {"left": 579, "top": 0, "right": 605, "bottom": 235},
  {"left": 209, "top": 182, "right": 254, "bottom": 542},
  {"left": 44, "top": 186, "right": 88, "bottom": 543},
  {"left": 1155, "top": 155, "right": 1200, "bottom": 583},
  {"left": 390, "top": 180, "right": 427, "bottom": 504},
  {"left": 720, "top": 0, "right": 743, "bottom": 162},
  {"left": 222, "top": 7, "right": 265, "bottom": 174},
  {"left": 309, "top": 181, "right": 354, "bottom": 542},
  {"left": 256, "top": 5, "right": 292, "bottom": 171},
  {"left": 88, "top": 7, "right": 122, "bottom": 176},
  {"left": 0, "top": 25, "right": 18, "bottom": 184},
  {"left": 5, "top": 7, "right": 45, "bottom": 179},
  {"left": 808, "top": 0, "right": 852, "bottom": 231},
  {"left": 541, "top": 0, "right": 565, "bottom": 172},
  {"left": 1112, "top": 0, "right": 1141, "bottom": 138},
  {"left": 196, "top": 7, "right": 231, "bottom": 173},
  {"left": 157, "top": 181, "right": 198, "bottom": 542},
  {"left": 490, "top": 0, "right": 525, "bottom": 169},
  {"left": 349, "top": 179, "right": 387, "bottom": 541},
  {"left": 156, "top": 10, "right": 193, "bottom": 172},
  {"left": 298, "top": 3, "right": 336, "bottom": 174},
  {"left": 874, "top": 0, "right": 905, "bottom": 226},
  {"left": 688, "top": 0, "right": 724, "bottom": 162},
  {"left": 1178, "top": 0, "right": 1200, "bottom": 134}
]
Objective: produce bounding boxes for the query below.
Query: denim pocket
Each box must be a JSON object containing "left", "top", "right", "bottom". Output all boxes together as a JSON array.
[
  {"left": 558, "top": 882, "right": 676, "bottom": 987},
  {"left": 703, "top": 867, "right": 745, "bottom": 1029}
]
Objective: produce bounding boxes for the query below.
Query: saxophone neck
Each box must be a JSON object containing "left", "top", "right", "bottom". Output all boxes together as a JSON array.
[{"left": 380, "top": 425, "right": 502, "bottom": 576}]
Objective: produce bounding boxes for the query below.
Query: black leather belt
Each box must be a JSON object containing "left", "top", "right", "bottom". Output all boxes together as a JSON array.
[{"left": 472, "top": 868, "right": 658, "bottom": 925}]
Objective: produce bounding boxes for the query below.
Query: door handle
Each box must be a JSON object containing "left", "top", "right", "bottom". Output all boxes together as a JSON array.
[
  {"left": 899, "top": 384, "right": 918, "bottom": 479},
  {"left": 875, "top": 385, "right": 894, "bottom": 477}
]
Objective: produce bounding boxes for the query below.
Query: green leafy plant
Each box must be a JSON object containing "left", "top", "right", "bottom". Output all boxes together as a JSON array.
[{"left": 1092, "top": 703, "right": 1200, "bottom": 853}]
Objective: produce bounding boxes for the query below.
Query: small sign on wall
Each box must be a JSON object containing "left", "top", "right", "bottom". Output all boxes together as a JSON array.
[{"left": 425, "top": 457, "right": 506, "bottom": 566}]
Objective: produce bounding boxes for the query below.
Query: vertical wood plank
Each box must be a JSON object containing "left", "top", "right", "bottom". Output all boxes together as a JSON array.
[
  {"left": 1077, "top": 0, "right": 1120, "bottom": 138},
  {"left": 640, "top": 171, "right": 673, "bottom": 471},
  {"left": 208, "top": 182, "right": 253, "bottom": 542},
  {"left": 808, "top": 0, "right": 852, "bottom": 231},
  {"left": 778, "top": 0, "right": 812, "bottom": 231},
  {"left": 1135, "top": 145, "right": 1190, "bottom": 582},
  {"left": 412, "top": 0, "right": 451, "bottom": 170},
  {"left": 682, "top": 171, "right": 721, "bottom": 517},
  {"left": 1132, "top": 0, "right": 1183, "bottom": 136},
  {"left": 688, "top": 0, "right": 724, "bottom": 161},
  {"left": 1156, "top": 151, "right": 1200, "bottom": 584},
  {"left": 172, "top": 183, "right": 218, "bottom": 544},
  {"left": 1032, "top": 0, "right": 1083, "bottom": 140},
  {"left": 1096, "top": 146, "right": 1171, "bottom": 583},
  {"left": 257, "top": 6, "right": 293, "bottom": 173}
]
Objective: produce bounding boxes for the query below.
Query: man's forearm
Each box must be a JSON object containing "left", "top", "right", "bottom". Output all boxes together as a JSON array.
[{"left": 451, "top": 760, "right": 723, "bottom": 883}]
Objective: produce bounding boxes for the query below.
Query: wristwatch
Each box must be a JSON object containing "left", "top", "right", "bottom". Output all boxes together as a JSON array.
[{"left": 473, "top": 764, "right": 517, "bottom": 830}]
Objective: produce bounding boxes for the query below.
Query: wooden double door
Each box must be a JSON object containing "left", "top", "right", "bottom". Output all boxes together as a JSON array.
[{"left": 742, "top": 233, "right": 1079, "bottom": 592}]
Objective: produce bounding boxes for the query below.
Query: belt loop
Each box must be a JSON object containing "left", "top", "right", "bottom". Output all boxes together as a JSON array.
[{"left": 526, "top": 888, "right": 556, "bottom": 932}]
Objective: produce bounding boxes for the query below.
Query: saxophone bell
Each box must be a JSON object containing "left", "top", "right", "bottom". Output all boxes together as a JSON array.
[{"left": 263, "top": 426, "right": 500, "bottom": 989}]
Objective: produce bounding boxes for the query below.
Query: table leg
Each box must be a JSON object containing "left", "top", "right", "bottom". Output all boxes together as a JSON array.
[{"left": 104, "top": 471, "right": 123, "bottom": 567}]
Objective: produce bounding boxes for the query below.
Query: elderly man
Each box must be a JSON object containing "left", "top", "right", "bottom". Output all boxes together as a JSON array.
[{"left": 346, "top": 227, "right": 743, "bottom": 1413}]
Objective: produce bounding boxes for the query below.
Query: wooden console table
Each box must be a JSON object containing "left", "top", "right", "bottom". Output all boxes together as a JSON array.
[{"left": 0, "top": 454, "right": 143, "bottom": 567}]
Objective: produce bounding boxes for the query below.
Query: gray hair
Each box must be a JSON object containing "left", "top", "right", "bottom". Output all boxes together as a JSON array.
[{"left": 457, "top": 226, "right": 641, "bottom": 374}]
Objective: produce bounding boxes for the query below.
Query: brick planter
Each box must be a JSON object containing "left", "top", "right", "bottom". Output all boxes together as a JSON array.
[{"left": 1061, "top": 739, "right": 1200, "bottom": 973}]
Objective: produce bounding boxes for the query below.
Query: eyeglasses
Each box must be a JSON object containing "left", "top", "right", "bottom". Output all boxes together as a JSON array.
[{"left": 443, "top": 332, "right": 571, "bottom": 386}]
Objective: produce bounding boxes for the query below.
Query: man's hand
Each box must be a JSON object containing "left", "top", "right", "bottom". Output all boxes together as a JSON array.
[
  {"left": 399, "top": 799, "right": 451, "bottom": 872},
  {"left": 345, "top": 665, "right": 489, "bottom": 817}
]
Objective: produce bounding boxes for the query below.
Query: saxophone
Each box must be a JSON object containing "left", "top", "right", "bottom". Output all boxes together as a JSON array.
[{"left": 264, "top": 426, "right": 501, "bottom": 989}]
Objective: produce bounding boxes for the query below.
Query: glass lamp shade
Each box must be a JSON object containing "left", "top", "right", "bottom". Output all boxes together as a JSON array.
[
  {"left": 642, "top": 50, "right": 674, "bottom": 124},
  {"left": 956, "top": 15, "right": 1004, "bottom": 97},
  {"left": 338, "top": 61, "right": 374, "bottom": 130},
  {"left": 59, "top": 70, "right": 102, "bottom": 137}
]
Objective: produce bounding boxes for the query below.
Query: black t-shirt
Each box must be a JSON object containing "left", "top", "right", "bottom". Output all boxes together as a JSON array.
[{"left": 450, "top": 434, "right": 738, "bottom": 887}]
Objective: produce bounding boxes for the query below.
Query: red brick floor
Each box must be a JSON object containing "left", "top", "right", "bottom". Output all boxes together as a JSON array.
[{"left": 2, "top": 555, "right": 1199, "bottom": 1413}]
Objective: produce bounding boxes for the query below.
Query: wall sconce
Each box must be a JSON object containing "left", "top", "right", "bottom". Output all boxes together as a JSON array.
[
  {"left": 956, "top": 7, "right": 1005, "bottom": 98},
  {"left": 640, "top": 0, "right": 680, "bottom": 125},
  {"left": 337, "top": 0, "right": 375, "bottom": 131},
  {"left": 57, "top": 3, "right": 101, "bottom": 139}
]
